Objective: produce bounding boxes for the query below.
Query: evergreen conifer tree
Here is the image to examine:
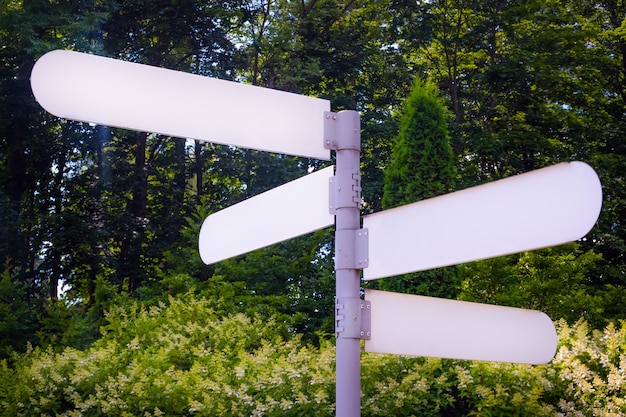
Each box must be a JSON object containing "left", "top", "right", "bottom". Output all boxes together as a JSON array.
[{"left": 378, "top": 77, "right": 458, "bottom": 296}]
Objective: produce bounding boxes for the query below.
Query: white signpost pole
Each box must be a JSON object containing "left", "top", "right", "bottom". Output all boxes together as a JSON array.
[{"left": 325, "top": 111, "right": 363, "bottom": 417}]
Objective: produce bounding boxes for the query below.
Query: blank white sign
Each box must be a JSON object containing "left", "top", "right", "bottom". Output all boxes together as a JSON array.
[
  {"left": 364, "top": 289, "right": 557, "bottom": 364},
  {"left": 199, "top": 166, "right": 335, "bottom": 264},
  {"left": 30, "top": 50, "right": 331, "bottom": 160},
  {"left": 363, "top": 162, "right": 602, "bottom": 280}
]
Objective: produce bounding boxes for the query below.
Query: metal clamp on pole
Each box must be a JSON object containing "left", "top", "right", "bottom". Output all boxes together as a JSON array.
[
  {"left": 335, "top": 229, "right": 369, "bottom": 270},
  {"left": 324, "top": 111, "right": 361, "bottom": 151},
  {"left": 336, "top": 298, "right": 371, "bottom": 340},
  {"left": 329, "top": 172, "right": 363, "bottom": 214}
]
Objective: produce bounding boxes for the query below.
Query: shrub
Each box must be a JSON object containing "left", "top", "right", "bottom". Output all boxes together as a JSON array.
[{"left": 1, "top": 293, "right": 625, "bottom": 416}]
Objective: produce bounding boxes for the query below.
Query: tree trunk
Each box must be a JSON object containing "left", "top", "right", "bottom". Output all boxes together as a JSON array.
[
  {"left": 194, "top": 140, "right": 203, "bottom": 205},
  {"left": 49, "top": 148, "right": 67, "bottom": 301},
  {"left": 119, "top": 131, "right": 148, "bottom": 293}
]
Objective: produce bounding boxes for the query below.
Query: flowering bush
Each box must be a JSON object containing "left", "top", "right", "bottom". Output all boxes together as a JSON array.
[
  {"left": 1, "top": 292, "right": 624, "bottom": 416},
  {"left": 0, "top": 293, "right": 336, "bottom": 416}
]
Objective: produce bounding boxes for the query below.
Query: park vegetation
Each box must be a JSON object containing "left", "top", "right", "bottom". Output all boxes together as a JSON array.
[{"left": 1, "top": 0, "right": 626, "bottom": 415}]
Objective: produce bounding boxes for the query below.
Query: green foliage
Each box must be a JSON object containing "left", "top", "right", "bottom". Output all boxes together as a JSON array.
[
  {"left": 361, "top": 355, "right": 458, "bottom": 416},
  {"left": 1, "top": 292, "right": 625, "bottom": 416},
  {"left": 0, "top": 263, "right": 36, "bottom": 359},
  {"left": 212, "top": 229, "right": 336, "bottom": 343},
  {"left": 457, "top": 244, "right": 622, "bottom": 328},
  {"left": 382, "top": 77, "right": 456, "bottom": 209},
  {"left": 1, "top": 0, "right": 624, "bottom": 357}
]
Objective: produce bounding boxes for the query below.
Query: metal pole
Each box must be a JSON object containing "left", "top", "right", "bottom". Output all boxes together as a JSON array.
[{"left": 327, "top": 110, "right": 362, "bottom": 417}]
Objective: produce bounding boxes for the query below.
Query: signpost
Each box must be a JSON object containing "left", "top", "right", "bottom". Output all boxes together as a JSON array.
[{"left": 31, "top": 50, "right": 603, "bottom": 417}]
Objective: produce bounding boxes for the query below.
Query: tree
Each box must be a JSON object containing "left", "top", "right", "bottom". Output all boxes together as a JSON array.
[
  {"left": 374, "top": 77, "right": 458, "bottom": 297},
  {"left": 97, "top": 0, "right": 247, "bottom": 293},
  {"left": 0, "top": 0, "right": 113, "bottom": 352},
  {"left": 413, "top": 0, "right": 616, "bottom": 182},
  {"left": 382, "top": 78, "right": 456, "bottom": 208},
  {"left": 407, "top": 0, "right": 626, "bottom": 315},
  {"left": 576, "top": 0, "right": 626, "bottom": 298}
]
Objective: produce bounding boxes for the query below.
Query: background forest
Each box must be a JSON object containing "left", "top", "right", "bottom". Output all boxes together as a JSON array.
[{"left": 1, "top": 0, "right": 626, "bottom": 415}]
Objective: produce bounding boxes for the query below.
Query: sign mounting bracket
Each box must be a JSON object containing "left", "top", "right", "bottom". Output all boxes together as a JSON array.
[
  {"left": 336, "top": 298, "right": 371, "bottom": 340},
  {"left": 324, "top": 111, "right": 360, "bottom": 151},
  {"left": 335, "top": 228, "right": 369, "bottom": 270},
  {"left": 329, "top": 173, "right": 363, "bottom": 213}
]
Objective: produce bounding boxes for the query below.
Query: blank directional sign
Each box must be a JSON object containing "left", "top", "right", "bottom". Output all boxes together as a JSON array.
[
  {"left": 30, "top": 50, "right": 330, "bottom": 160},
  {"left": 199, "top": 166, "right": 335, "bottom": 264},
  {"left": 364, "top": 289, "right": 557, "bottom": 364},
  {"left": 363, "top": 161, "right": 602, "bottom": 280}
]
